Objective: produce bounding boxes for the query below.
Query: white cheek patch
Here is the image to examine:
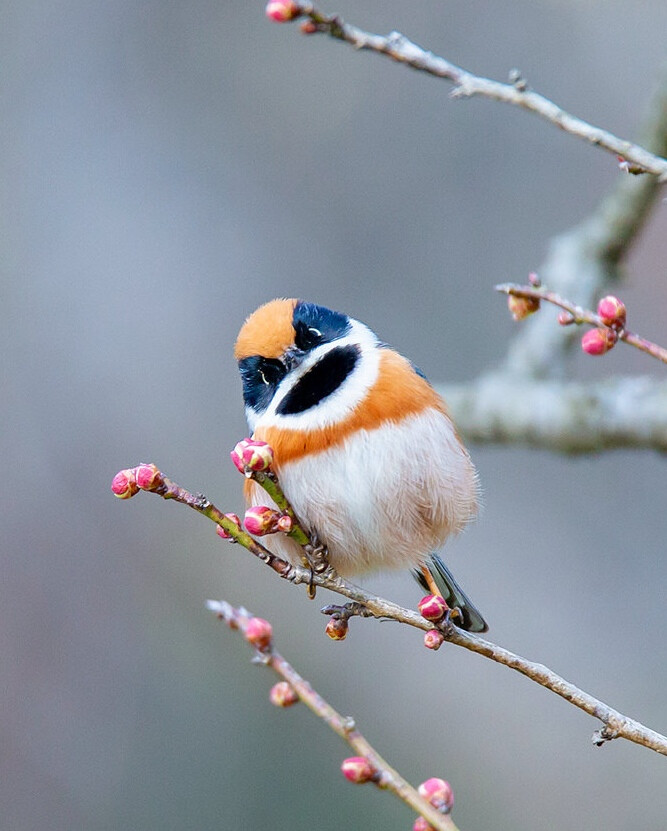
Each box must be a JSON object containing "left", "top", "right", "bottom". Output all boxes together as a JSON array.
[{"left": 254, "top": 319, "right": 381, "bottom": 432}]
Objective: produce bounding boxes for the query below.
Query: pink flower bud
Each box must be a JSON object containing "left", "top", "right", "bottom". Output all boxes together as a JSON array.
[
  {"left": 300, "top": 20, "right": 318, "bottom": 34},
  {"left": 581, "top": 327, "right": 617, "bottom": 356},
  {"left": 557, "top": 311, "right": 574, "bottom": 326},
  {"left": 418, "top": 594, "right": 449, "bottom": 622},
  {"left": 244, "top": 505, "right": 282, "bottom": 536},
  {"left": 325, "top": 616, "right": 349, "bottom": 641},
  {"left": 276, "top": 514, "right": 293, "bottom": 533},
  {"left": 528, "top": 272, "right": 541, "bottom": 287},
  {"left": 265, "top": 0, "right": 302, "bottom": 22},
  {"left": 418, "top": 777, "right": 454, "bottom": 813},
  {"left": 269, "top": 681, "right": 300, "bottom": 708},
  {"left": 216, "top": 513, "right": 242, "bottom": 540},
  {"left": 230, "top": 438, "right": 274, "bottom": 474},
  {"left": 340, "top": 757, "right": 376, "bottom": 784},
  {"left": 597, "top": 295, "right": 626, "bottom": 328},
  {"left": 413, "top": 818, "right": 436, "bottom": 831},
  {"left": 135, "top": 463, "right": 162, "bottom": 491},
  {"left": 111, "top": 468, "right": 139, "bottom": 499},
  {"left": 508, "top": 294, "right": 540, "bottom": 321},
  {"left": 423, "top": 629, "right": 445, "bottom": 651},
  {"left": 244, "top": 617, "right": 273, "bottom": 651}
]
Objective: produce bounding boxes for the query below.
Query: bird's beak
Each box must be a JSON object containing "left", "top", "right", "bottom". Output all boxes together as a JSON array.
[{"left": 284, "top": 346, "right": 306, "bottom": 372}]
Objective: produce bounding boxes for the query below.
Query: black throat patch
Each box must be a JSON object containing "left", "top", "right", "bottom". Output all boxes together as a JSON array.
[{"left": 277, "top": 344, "right": 360, "bottom": 416}]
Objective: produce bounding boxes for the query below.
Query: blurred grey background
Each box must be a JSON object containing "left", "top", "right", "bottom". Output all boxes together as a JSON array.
[{"left": 2, "top": 1, "right": 666, "bottom": 829}]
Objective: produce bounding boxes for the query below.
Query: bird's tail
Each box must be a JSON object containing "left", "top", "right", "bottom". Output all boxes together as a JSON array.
[{"left": 414, "top": 554, "right": 488, "bottom": 633}]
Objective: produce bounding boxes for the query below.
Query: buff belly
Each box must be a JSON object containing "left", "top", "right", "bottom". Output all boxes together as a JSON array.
[{"left": 246, "top": 408, "right": 478, "bottom": 576}]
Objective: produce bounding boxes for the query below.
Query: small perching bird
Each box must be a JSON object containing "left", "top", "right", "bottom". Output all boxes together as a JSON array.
[{"left": 235, "top": 299, "right": 487, "bottom": 632}]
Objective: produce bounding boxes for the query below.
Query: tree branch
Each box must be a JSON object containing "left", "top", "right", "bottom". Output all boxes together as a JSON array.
[
  {"left": 206, "top": 600, "right": 460, "bottom": 831},
  {"left": 294, "top": 4, "right": 667, "bottom": 179},
  {"left": 112, "top": 462, "right": 667, "bottom": 757},
  {"left": 439, "top": 376, "right": 667, "bottom": 453},
  {"left": 271, "top": 5, "right": 667, "bottom": 452}
]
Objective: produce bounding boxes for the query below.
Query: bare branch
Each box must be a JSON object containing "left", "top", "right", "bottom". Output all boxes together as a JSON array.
[
  {"left": 295, "top": 5, "right": 667, "bottom": 179},
  {"left": 207, "top": 600, "right": 460, "bottom": 831},
  {"left": 440, "top": 376, "right": 667, "bottom": 453},
  {"left": 112, "top": 463, "right": 667, "bottom": 757}
]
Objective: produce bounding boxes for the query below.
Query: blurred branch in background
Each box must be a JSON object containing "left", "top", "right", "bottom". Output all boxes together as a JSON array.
[
  {"left": 113, "top": 460, "right": 667, "bottom": 758},
  {"left": 206, "top": 601, "right": 460, "bottom": 831},
  {"left": 268, "top": 3, "right": 667, "bottom": 453}
]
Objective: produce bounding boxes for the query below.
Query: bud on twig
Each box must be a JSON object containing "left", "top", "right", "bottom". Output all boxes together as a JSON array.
[
  {"left": 418, "top": 594, "right": 449, "bottom": 622},
  {"left": 265, "top": 0, "right": 302, "bottom": 22},
  {"left": 581, "top": 327, "right": 618, "bottom": 356},
  {"left": 508, "top": 294, "right": 540, "bottom": 321},
  {"left": 216, "top": 513, "right": 242, "bottom": 540},
  {"left": 325, "top": 616, "right": 349, "bottom": 641},
  {"left": 135, "top": 463, "right": 162, "bottom": 491},
  {"left": 423, "top": 629, "right": 445, "bottom": 651},
  {"left": 418, "top": 777, "right": 454, "bottom": 813},
  {"left": 231, "top": 438, "right": 274, "bottom": 474},
  {"left": 111, "top": 468, "right": 139, "bottom": 499},
  {"left": 413, "top": 818, "right": 436, "bottom": 831},
  {"left": 341, "top": 756, "right": 376, "bottom": 784},
  {"left": 244, "top": 617, "right": 273, "bottom": 652},
  {"left": 597, "top": 295, "right": 626, "bottom": 328},
  {"left": 244, "top": 506, "right": 282, "bottom": 536},
  {"left": 269, "top": 681, "right": 300, "bottom": 708}
]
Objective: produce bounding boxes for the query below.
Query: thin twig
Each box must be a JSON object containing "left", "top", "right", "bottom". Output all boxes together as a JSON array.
[
  {"left": 206, "top": 600, "right": 459, "bottom": 831},
  {"left": 296, "top": 5, "right": 667, "bottom": 179},
  {"left": 114, "top": 464, "right": 667, "bottom": 757},
  {"left": 496, "top": 282, "right": 667, "bottom": 365}
]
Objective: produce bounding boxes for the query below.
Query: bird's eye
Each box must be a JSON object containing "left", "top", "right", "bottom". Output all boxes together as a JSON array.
[
  {"left": 256, "top": 358, "right": 286, "bottom": 387},
  {"left": 295, "top": 321, "right": 324, "bottom": 351}
]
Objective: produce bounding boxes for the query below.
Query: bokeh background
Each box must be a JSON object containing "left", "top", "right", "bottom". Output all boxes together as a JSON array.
[{"left": 3, "top": 1, "right": 666, "bottom": 829}]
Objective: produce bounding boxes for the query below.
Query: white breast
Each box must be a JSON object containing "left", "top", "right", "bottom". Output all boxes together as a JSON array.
[{"left": 246, "top": 408, "right": 478, "bottom": 576}]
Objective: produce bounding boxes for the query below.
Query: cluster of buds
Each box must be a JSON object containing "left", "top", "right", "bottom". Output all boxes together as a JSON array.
[
  {"left": 418, "top": 595, "right": 449, "bottom": 650},
  {"left": 265, "top": 0, "right": 302, "bottom": 22},
  {"left": 269, "top": 681, "right": 300, "bottom": 708},
  {"left": 244, "top": 617, "right": 273, "bottom": 652},
  {"left": 231, "top": 438, "right": 274, "bottom": 475},
  {"left": 581, "top": 295, "right": 626, "bottom": 357},
  {"left": 111, "top": 463, "right": 162, "bottom": 499},
  {"left": 325, "top": 616, "right": 349, "bottom": 641},
  {"left": 243, "top": 505, "right": 292, "bottom": 536},
  {"left": 340, "top": 756, "right": 377, "bottom": 785},
  {"left": 413, "top": 777, "right": 455, "bottom": 830}
]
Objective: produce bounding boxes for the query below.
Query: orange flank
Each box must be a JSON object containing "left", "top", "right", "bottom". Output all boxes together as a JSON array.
[
  {"left": 234, "top": 299, "right": 298, "bottom": 361},
  {"left": 253, "top": 349, "right": 449, "bottom": 466}
]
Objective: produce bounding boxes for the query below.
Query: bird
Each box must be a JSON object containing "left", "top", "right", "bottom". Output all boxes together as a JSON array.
[{"left": 234, "top": 299, "right": 488, "bottom": 632}]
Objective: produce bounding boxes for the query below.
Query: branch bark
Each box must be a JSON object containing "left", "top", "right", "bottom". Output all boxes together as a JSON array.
[
  {"left": 277, "top": 6, "right": 667, "bottom": 453},
  {"left": 113, "top": 464, "right": 667, "bottom": 757},
  {"left": 297, "top": 5, "right": 667, "bottom": 179},
  {"left": 207, "top": 600, "right": 460, "bottom": 831}
]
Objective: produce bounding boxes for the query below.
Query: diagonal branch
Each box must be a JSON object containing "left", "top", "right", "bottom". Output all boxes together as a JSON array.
[
  {"left": 207, "top": 600, "right": 460, "bottom": 831},
  {"left": 295, "top": 5, "right": 667, "bottom": 179},
  {"left": 112, "top": 462, "right": 667, "bottom": 757}
]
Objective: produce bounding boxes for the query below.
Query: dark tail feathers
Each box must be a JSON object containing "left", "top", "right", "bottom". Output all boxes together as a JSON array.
[{"left": 413, "top": 554, "right": 488, "bottom": 633}]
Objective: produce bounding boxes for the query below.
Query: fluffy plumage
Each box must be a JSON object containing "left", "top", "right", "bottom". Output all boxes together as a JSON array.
[{"left": 235, "top": 299, "right": 487, "bottom": 631}]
